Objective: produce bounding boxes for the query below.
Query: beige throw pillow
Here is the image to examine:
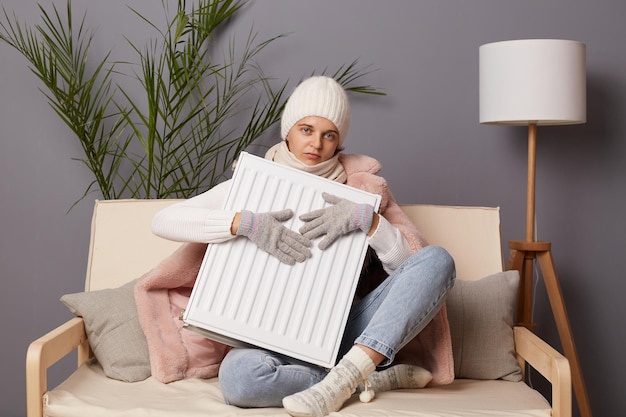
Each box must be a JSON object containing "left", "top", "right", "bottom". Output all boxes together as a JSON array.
[
  {"left": 446, "top": 270, "right": 522, "bottom": 381},
  {"left": 60, "top": 279, "right": 151, "bottom": 382}
]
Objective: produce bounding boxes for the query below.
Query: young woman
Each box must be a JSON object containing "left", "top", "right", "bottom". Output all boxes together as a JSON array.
[{"left": 151, "top": 76, "right": 456, "bottom": 417}]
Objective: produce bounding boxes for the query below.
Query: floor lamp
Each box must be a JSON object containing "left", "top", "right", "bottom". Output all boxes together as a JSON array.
[{"left": 479, "top": 39, "right": 592, "bottom": 417}]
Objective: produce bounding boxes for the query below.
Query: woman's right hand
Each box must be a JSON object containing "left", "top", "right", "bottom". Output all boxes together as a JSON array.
[{"left": 235, "top": 210, "right": 312, "bottom": 265}]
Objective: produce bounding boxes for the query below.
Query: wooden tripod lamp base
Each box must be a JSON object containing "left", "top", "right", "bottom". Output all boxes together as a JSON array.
[{"left": 508, "top": 240, "right": 592, "bottom": 417}]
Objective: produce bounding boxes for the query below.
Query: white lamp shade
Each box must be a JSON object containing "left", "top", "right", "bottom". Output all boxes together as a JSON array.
[{"left": 480, "top": 39, "right": 586, "bottom": 125}]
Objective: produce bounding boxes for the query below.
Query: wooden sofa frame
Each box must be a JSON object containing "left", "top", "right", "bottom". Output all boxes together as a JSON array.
[{"left": 26, "top": 199, "right": 571, "bottom": 417}]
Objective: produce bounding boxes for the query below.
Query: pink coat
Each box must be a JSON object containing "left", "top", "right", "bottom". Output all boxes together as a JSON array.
[{"left": 135, "top": 153, "right": 454, "bottom": 385}]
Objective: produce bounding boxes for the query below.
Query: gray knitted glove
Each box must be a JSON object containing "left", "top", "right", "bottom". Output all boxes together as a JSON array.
[
  {"left": 237, "top": 209, "right": 312, "bottom": 265},
  {"left": 299, "top": 192, "right": 375, "bottom": 250}
]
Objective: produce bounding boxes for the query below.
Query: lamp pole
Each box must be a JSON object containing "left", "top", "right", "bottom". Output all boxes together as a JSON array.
[{"left": 526, "top": 123, "right": 537, "bottom": 243}]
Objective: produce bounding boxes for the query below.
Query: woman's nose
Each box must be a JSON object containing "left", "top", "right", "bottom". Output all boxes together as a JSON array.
[{"left": 311, "top": 134, "right": 322, "bottom": 148}]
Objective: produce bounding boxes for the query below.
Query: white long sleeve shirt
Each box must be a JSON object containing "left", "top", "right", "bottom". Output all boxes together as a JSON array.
[{"left": 152, "top": 180, "right": 412, "bottom": 274}]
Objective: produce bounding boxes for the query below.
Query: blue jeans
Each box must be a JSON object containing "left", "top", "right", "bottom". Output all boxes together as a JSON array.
[{"left": 219, "top": 245, "right": 455, "bottom": 407}]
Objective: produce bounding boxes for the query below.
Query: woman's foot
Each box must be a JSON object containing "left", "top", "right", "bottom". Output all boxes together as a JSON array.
[
  {"left": 282, "top": 347, "right": 375, "bottom": 417},
  {"left": 358, "top": 364, "right": 432, "bottom": 402}
]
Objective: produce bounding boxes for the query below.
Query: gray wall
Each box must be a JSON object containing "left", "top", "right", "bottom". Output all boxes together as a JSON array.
[{"left": 0, "top": 1, "right": 622, "bottom": 416}]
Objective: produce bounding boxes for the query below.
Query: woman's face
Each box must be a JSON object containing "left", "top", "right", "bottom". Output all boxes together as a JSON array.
[{"left": 285, "top": 116, "right": 340, "bottom": 166}]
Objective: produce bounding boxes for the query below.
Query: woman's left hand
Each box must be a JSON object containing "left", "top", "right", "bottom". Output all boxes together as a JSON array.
[{"left": 299, "top": 192, "right": 374, "bottom": 250}]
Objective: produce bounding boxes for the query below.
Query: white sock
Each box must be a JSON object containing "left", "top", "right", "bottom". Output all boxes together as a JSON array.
[
  {"left": 282, "top": 347, "right": 376, "bottom": 417},
  {"left": 358, "top": 364, "right": 433, "bottom": 402}
]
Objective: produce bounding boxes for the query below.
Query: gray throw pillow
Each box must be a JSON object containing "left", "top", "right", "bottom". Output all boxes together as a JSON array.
[
  {"left": 60, "top": 279, "right": 151, "bottom": 382},
  {"left": 446, "top": 270, "right": 522, "bottom": 381}
]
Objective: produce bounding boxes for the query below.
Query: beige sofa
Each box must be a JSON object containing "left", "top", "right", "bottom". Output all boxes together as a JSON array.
[{"left": 26, "top": 199, "right": 571, "bottom": 417}]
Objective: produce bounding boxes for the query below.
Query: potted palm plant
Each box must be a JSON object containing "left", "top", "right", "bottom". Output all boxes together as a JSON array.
[{"left": 0, "top": 0, "right": 383, "bottom": 208}]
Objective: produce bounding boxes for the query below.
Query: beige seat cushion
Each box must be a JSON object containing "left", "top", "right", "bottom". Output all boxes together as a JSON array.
[{"left": 44, "top": 360, "right": 550, "bottom": 417}]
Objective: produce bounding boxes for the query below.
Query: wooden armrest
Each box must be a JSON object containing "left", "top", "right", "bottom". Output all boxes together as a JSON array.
[
  {"left": 514, "top": 326, "right": 572, "bottom": 417},
  {"left": 26, "top": 317, "right": 91, "bottom": 417}
]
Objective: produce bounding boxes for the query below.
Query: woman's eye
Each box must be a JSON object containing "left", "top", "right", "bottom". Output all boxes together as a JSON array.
[{"left": 302, "top": 127, "right": 311, "bottom": 133}]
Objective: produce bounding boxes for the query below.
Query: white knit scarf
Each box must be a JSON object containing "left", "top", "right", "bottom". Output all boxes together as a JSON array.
[{"left": 264, "top": 141, "right": 347, "bottom": 183}]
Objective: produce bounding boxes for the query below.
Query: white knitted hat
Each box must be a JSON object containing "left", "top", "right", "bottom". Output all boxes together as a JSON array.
[{"left": 280, "top": 76, "right": 351, "bottom": 145}]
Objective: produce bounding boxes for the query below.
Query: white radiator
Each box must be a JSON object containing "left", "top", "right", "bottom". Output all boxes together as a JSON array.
[{"left": 183, "top": 152, "right": 381, "bottom": 368}]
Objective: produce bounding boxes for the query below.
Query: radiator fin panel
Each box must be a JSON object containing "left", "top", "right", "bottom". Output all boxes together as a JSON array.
[{"left": 183, "top": 152, "right": 380, "bottom": 367}]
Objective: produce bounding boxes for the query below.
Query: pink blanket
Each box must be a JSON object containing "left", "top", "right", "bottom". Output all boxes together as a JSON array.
[
  {"left": 135, "top": 153, "right": 455, "bottom": 385},
  {"left": 135, "top": 242, "right": 231, "bottom": 383}
]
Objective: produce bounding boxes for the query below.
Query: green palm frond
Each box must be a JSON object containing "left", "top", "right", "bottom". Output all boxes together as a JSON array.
[{"left": 0, "top": 0, "right": 385, "bottom": 207}]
